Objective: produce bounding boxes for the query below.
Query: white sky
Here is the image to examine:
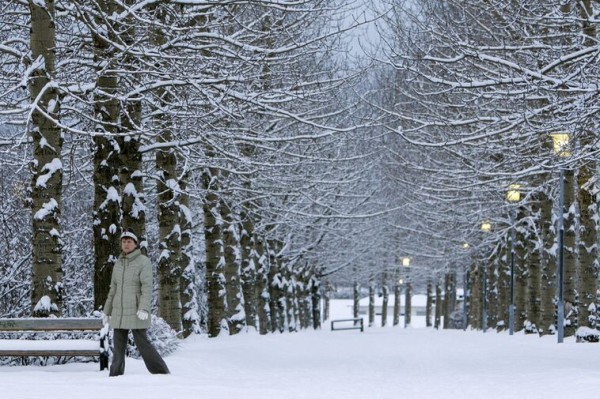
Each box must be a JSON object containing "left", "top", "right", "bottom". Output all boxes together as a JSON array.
[
  {"left": 1, "top": 299, "right": 598, "bottom": 399},
  {"left": 343, "top": 0, "right": 384, "bottom": 58}
]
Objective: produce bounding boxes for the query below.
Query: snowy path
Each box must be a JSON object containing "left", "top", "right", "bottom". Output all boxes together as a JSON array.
[{"left": 1, "top": 301, "right": 599, "bottom": 399}]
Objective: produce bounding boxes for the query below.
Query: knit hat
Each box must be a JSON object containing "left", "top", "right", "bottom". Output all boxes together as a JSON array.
[{"left": 120, "top": 230, "right": 138, "bottom": 243}]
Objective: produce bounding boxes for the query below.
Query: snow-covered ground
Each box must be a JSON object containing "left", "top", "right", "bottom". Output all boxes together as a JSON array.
[{"left": 1, "top": 300, "right": 599, "bottom": 399}]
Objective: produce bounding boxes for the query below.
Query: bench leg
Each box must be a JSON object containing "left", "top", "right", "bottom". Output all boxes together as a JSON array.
[{"left": 100, "top": 352, "right": 109, "bottom": 371}]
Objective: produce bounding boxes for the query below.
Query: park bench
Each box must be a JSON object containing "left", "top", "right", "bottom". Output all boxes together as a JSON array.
[
  {"left": 330, "top": 318, "right": 364, "bottom": 332},
  {"left": 0, "top": 317, "right": 109, "bottom": 370}
]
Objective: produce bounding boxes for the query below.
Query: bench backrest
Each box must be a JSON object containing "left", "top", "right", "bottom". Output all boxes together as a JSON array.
[{"left": 0, "top": 318, "right": 102, "bottom": 331}]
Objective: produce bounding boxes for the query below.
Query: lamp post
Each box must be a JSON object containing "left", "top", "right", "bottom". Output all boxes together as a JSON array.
[
  {"left": 480, "top": 222, "right": 491, "bottom": 333},
  {"left": 506, "top": 184, "right": 520, "bottom": 336},
  {"left": 462, "top": 243, "right": 470, "bottom": 331},
  {"left": 551, "top": 133, "right": 570, "bottom": 344},
  {"left": 402, "top": 257, "right": 411, "bottom": 328}
]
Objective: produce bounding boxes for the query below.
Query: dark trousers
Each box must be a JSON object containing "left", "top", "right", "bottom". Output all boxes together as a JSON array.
[{"left": 109, "top": 329, "right": 170, "bottom": 376}]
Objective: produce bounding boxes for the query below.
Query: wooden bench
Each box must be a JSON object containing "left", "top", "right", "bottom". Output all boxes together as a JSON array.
[
  {"left": 0, "top": 318, "right": 109, "bottom": 370},
  {"left": 331, "top": 318, "right": 364, "bottom": 332}
]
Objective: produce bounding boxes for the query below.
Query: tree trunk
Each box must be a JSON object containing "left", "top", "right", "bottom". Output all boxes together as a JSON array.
[
  {"left": 495, "top": 235, "right": 509, "bottom": 332},
  {"left": 562, "top": 169, "right": 577, "bottom": 337},
  {"left": 28, "top": 0, "right": 64, "bottom": 317},
  {"left": 353, "top": 281, "right": 360, "bottom": 322},
  {"left": 221, "top": 198, "right": 245, "bottom": 335},
  {"left": 443, "top": 272, "right": 456, "bottom": 329},
  {"left": 381, "top": 273, "right": 388, "bottom": 327},
  {"left": 538, "top": 189, "right": 555, "bottom": 336},
  {"left": 268, "top": 240, "right": 286, "bottom": 333},
  {"left": 404, "top": 282, "right": 412, "bottom": 327},
  {"left": 283, "top": 261, "right": 297, "bottom": 332},
  {"left": 91, "top": 0, "right": 121, "bottom": 311},
  {"left": 240, "top": 211, "right": 257, "bottom": 330},
  {"left": 426, "top": 281, "right": 433, "bottom": 327},
  {"left": 255, "top": 237, "right": 271, "bottom": 334},
  {"left": 434, "top": 281, "right": 442, "bottom": 329},
  {"left": 179, "top": 171, "right": 199, "bottom": 337},
  {"left": 368, "top": 282, "right": 375, "bottom": 327},
  {"left": 525, "top": 201, "right": 542, "bottom": 334},
  {"left": 468, "top": 262, "right": 481, "bottom": 330},
  {"left": 575, "top": 0, "right": 599, "bottom": 333},
  {"left": 203, "top": 166, "right": 226, "bottom": 337},
  {"left": 577, "top": 161, "right": 598, "bottom": 329},
  {"left": 514, "top": 208, "right": 527, "bottom": 332},
  {"left": 118, "top": 0, "right": 145, "bottom": 249},
  {"left": 153, "top": 1, "right": 182, "bottom": 335},
  {"left": 322, "top": 282, "right": 332, "bottom": 323},
  {"left": 310, "top": 274, "right": 321, "bottom": 329},
  {"left": 487, "top": 254, "right": 499, "bottom": 332},
  {"left": 393, "top": 282, "right": 401, "bottom": 326},
  {"left": 156, "top": 140, "right": 183, "bottom": 333}
]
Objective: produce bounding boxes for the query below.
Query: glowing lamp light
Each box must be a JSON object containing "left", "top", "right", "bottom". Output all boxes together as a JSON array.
[
  {"left": 550, "top": 133, "right": 571, "bottom": 157},
  {"left": 402, "top": 257, "right": 411, "bottom": 267},
  {"left": 481, "top": 222, "right": 492, "bottom": 232},
  {"left": 506, "top": 184, "right": 521, "bottom": 203}
]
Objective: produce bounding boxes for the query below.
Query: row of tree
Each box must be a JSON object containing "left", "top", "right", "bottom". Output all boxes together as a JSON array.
[
  {"left": 363, "top": 0, "right": 599, "bottom": 337},
  {"left": 0, "top": 1, "right": 380, "bottom": 338},
  {"left": 3, "top": 0, "right": 599, "bottom": 342}
]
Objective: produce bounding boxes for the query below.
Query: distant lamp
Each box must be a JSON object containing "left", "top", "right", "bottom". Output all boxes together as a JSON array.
[
  {"left": 463, "top": 242, "right": 470, "bottom": 249},
  {"left": 398, "top": 278, "right": 403, "bottom": 285},
  {"left": 480, "top": 222, "right": 492, "bottom": 232},
  {"left": 506, "top": 184, "right": 521, "bottom": 203},
  {"left": 506, "top": 183, "right": 522, "bottom": 336},
  {"left": 402, "top": 257, "right": 411, "bottom": 267},
  {"left": 550, "top": 133, "right": 571, "bottom": 157},
  {"left": 550, "top": 132, "right": 570, "bottom": 344}
]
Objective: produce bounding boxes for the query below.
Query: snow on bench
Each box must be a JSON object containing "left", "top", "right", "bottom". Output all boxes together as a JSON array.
[
  {"left": 330, "top": 318, "right": 364, "bottom": 332},
  {"left": 0, "top": 318, "right": 109, "bottom": 370}
]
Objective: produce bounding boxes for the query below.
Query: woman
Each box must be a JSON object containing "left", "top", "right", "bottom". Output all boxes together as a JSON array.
[{"left": 103, "top": 230, "right": 170, "bottom": 376}]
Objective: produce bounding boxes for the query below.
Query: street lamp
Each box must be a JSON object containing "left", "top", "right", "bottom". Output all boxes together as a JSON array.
[
  {"left": 480, "top": 222, "right": 491, "bottom": 333},
  {"left": 506, "top": 184, "right": 521, "bottom": 335},
  {"left": 551, "top": 132, "right": 570, "bottom": 344},
  {"left": 462, "top": 242, "right": 470, "bottom": 330},
  {"left": 401, "top": 257, "right": 411, "bottom": 328}
]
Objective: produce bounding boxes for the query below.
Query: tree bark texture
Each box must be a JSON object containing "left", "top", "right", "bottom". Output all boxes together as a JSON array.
[
  {"left": 28, "top": 0, "right": 64, "bottom": 317},
  {"left": 514, "top": 209, "right": 527, "bottom": 332},
  {"left": 404, "top": 282, "right": 412, "bottom": 327},
  {"left": 381, "top": 279, "right": 389, "bottom": 327},
  {"left": 434, "top": 282, "right": 442, "bottom": 329},
  {"left": 496, "top": 238, "right": 509, "bottom": 332},
  {"left": 221, "top": 198, "right": 245, "bottom": 335},
  {"left": 468, "top": 263, "right": 481, "bottom": 330},
  {"left": 538, "top": 189, "right": 555, "bottom": 336},
  {"left": 240, "top": 211, "right": 257, "bottom": 330},
  {"left": 91, "top": 0, "right": 121, "bottom": 311},
  {"left": 254, "top": 237, "right": 271, "bottom": 334},
  {"left": 368, "top": 283, "right": 375, "bottom": 327},
  {"left": 562, "top": 169, "right": 577, "bottom": 337},
  {"left": 179, "top": 171, "right": 198, "bottom": 337},
  {"left": 577, "top": 161, "right": 598, "bottom": 329},
  {"left": 426, "top": 281, "right": 433, "bottom": 327},
  {"left": 393, "top": 282, "right": 401, "bottom": 326},
  {"left": 203, "top": 166, "right": 226, "bottom": 337},
  {"left": 525, "top": 202, "right": 542, "bottom": 334},
  {"left": 268, "top": 241, "right": 286, "bottom": 333}
]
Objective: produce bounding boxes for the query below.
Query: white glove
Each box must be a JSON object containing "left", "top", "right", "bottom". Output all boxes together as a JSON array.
[
  {"left": 102, "top": 314, "right": 110, "bottom": 325},
  {"left": 136, "top": 310, "right": 149, "bottom": 320}
]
